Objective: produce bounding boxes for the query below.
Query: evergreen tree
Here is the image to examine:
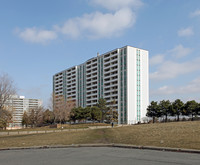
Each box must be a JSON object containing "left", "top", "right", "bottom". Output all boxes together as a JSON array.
[
  {"left": 96, "top": 98, "right": 109, "bottom": 122},
  {"left": 184, "top": 100, "right": 199, "bottom": 121},
  {"left": 172, "top": 99, "right": 184, "bottom": 121},
  {"left": 90, "top": 106, "right": 101, "bottom": 122},
  {"left": 159, "top": 100, "right": 171, "bottom": 122},
  {"left": 146, "top": 101, "right": 160, "bottom": 123}
]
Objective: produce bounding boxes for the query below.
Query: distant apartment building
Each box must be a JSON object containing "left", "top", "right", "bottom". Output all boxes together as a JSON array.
[
  {"left": 6, "top": 95, "right": 42, "bottom": 128},
  {"left": 53, "top": 46, "right": 149, "bottom": 124}
]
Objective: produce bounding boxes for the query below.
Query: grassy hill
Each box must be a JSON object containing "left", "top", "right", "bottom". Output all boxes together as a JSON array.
[{"left": 0, "top": 121, "right": 200, "bottom": 150}]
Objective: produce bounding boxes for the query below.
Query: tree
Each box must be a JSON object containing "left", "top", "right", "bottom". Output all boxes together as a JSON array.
[
  {"left": 22, "top": 111, "right": 29, "bottom": 128},
  {"left": 184, "top": 100, "right": 199, "bottom": 121},
  {"left": 146, "top": 101, "right": 160, "bottom": 123},
  {"left": 0, "top": 109, "right": 12, "bottom": 129},
  {"left": 112, "top": 110, "right": 118, "bottom": 122},
  {"left": 43, "top": 109, "right": 55, "bottom": 124},
  {"left": 22, "top": 107, "right": 44, "bottom": 127},
  {"left": 54, "top": 96, "right": 76, "bottom": 124},
  {"left": 0, "top": 73, "right": 16, "bottom": 111},
  {"left": 90, "top": 106, "right": 101, "bottom": 122},
  {"left": 65, "top": 99, "right": 76, "bottom": 121},
  {"left": 28, "top": 109, "right": 35, "bottom": 127},
  {"left": 96, "top": 98, "right": 109, "bottom": 122},
  {"left": 107, "top": 99, "right": 118, "bottom": 123},
  {"left": 198, "top": 103, "right": 200, "bottom": 116},
  {"left": 69, "top": 106, "right": 102, "bottom": 123},
  {"left": 106, "top": 108, "right": 118, "bottom": 123},
  {"left": 69, "top": 107, "right": 82, "bottom": 123},
  {"left": 159, "top": 100, "right": 171, "bottom": 122},
  {"left": 172, "top": 99, "right": 184, "bottom": 121},
  {"left": 82, "top": 107, "right": 91, "bottom": 122},
  {"left": 0, "top": 73, "right": 16, "bottom": 129},
  {"left": 34, "top": 106, "right": 44, "bottom": 127},
  {"left": 53, "top": 96, "right": 67, "bottom": 123}
]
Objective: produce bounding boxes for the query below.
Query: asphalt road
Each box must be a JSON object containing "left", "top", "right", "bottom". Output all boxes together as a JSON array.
[{"left": 0, "top": 147, "right": 199, "bottom": 165}]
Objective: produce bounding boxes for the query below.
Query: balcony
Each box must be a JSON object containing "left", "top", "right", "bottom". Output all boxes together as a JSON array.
[
  {"left": 104, "top": 59, "right": 111, "bottom": 65},
  {"left": 104, "top": 67, "right": 118, "bottom": 74}
]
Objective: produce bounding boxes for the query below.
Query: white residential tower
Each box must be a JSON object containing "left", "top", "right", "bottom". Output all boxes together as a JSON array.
[{"left": 53, "top": 46, "right": 149, "bottom": 124}]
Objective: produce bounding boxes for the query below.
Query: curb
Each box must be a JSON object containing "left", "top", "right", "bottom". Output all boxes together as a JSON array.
[{"left": 0, "top": 144, "right": 200, "bottom": 154}]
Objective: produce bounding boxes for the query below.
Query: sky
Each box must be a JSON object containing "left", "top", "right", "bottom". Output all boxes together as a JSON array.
[{"left": 1, "top": 0, "right": 200, "bottom": 107}]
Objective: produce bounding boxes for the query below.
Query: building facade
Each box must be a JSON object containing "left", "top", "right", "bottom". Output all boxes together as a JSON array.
[
  {"left": 53, "top": 46, "right": 149, "bottom": 124},
  {"left": 6, "top": 95, "right": 42, "bottom": 128}
]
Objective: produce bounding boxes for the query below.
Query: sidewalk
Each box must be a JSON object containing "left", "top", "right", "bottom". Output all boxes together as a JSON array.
[{"left": 0, "top": 125, "right": 127, "bottom": 136}]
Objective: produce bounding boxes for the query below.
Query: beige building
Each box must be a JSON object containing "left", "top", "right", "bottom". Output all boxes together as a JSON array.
[{"left": 6, "top": 95, "right": 42, "bottom": 128}]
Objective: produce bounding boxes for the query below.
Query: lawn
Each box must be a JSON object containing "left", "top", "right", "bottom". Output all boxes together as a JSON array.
[{"left": 0, "top": 121, "right": 199, "bottom": 150}]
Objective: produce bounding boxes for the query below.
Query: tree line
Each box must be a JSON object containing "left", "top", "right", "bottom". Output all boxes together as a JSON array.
[
  {"left": 22, "top": 108, "right": 54, "bottom": 127},
  {"left": 69, "top": 99, "right": 118, "bottom": 123},
  {"left": 22, "top": 98, "right": 118, "bottom": 127},
  {"left": 146, "top": 99, "right": 200, "bottom": 123}
]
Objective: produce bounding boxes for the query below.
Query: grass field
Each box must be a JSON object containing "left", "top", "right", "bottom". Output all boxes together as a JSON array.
[{"left": 0, "top": 121, "right": 200, "bottom": 150}]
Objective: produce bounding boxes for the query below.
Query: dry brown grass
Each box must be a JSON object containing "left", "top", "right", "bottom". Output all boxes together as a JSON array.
[
  {"left": 0, "top": 130, "right": 96, "bottom": 148},
  {"left": 0, "top": 121, "right": 199, "bottom": 150},
  {"left": 106, "top": 121, "right": 200, "bottom": 150}
]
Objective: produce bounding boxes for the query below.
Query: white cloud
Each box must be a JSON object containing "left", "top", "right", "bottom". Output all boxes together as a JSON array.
[
  {"left": 150, "top": 45, "right": 194, "bottom": 81},
  {"left": 178, "top": 27, "right": 194, "bottom": 37},
  {"left": 17, "top": 28, "right": 57, "bottom": 44},
  {"left": 55, "top": 8, "right": 135, "bottom": 39},
  {"left": 150, "top": 54, "right": 164, "bottom": 66},
  {"left": 91, "top": 0, "right": 143, "bottom": 11},
  {"left": 151, "top": 77, "right": 200, "bottom": 96},
  {"left": 151, "top": 86, "right": 175, "bottom": 95},
  {"left": 150, "top": 58, "right": 200, "bottom": 80},
  {"left": 181, "top": 78, "right": 200, "bottom": 94},
  {"left": 55, "top": 0, "right": 143, "bottom": 39},
  {"left": 16, "top": 0, "right": 143, "bottom": 42},
  {"left": 190, "top": 9, "right": 200, "bottom": 17},
  {"left": 150, "top": 45, "right": 191, "bottom": 66},
  {"left": 168, "top": 44, "right": 192, "bottom": 58}
]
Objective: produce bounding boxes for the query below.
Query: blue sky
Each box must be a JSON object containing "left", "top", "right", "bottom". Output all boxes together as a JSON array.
[{"left": 1, "top": 0, "right": 200, "bottom": 107}]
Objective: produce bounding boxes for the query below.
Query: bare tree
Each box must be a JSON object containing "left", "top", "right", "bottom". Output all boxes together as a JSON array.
[
  {"left": 28, "top": 109, "right": 35, "bottom": 127},
  {"left": 22, "top": 111, "right": 29, "bottom": 128},
  {"left": 22, "top": 107, "right": 44, "bottom": 128},
  {"left": 34, "top": 106, "right": 44, "bottom": 127},
  {"left": 53, "top": 96, "right": 76, "bottom": 124},
  {"left": 0, "top": 73, "right": 16, "bottom": 129},
  {"left": 0, "top": 109, "right": 12, "bottom": 129},
  {"left": 53, "top": 96, "right": 66, "bottom": 124},
  {"left": 0, "top": 73, "right": 16, "bottom": 110},
  {"left": 65, "top": 98, "right": 76, "bottom": 121},
  {"left": 108, "top": 99, "right": 118, "bottom": 123}
]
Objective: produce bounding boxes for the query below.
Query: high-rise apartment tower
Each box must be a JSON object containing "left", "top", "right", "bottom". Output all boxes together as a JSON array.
[{"left": 53, "top": 46, "right": 149, "bottom": 124}]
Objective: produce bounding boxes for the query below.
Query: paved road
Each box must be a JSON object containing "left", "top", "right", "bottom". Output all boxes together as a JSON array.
[{"left": 0, "top": 147, "right": 199, "bottom": 165}]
